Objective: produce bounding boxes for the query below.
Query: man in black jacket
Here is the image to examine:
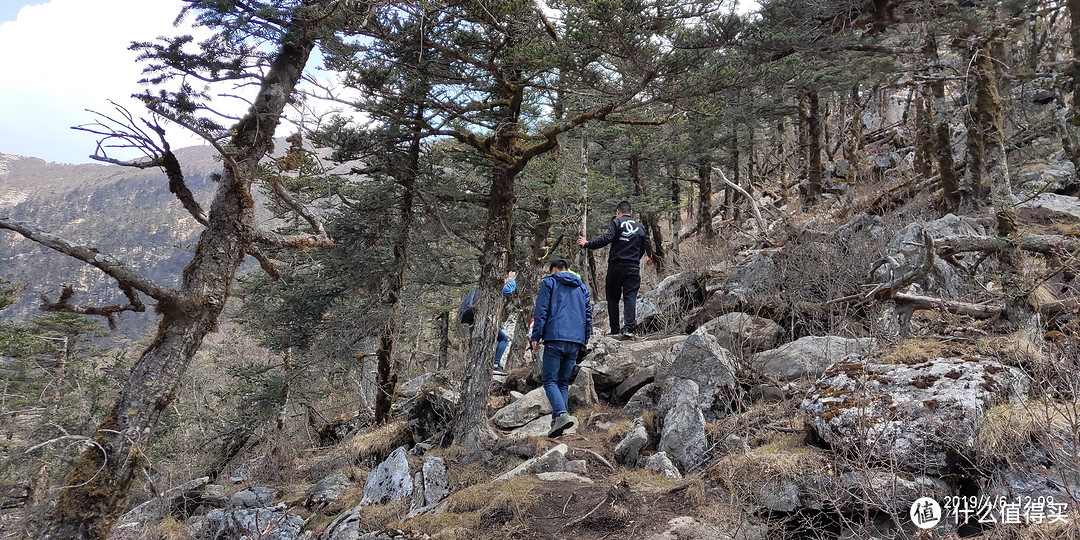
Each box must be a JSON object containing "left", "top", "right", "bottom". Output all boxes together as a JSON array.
[{"left": 578, "top": 201, "right": 646, "bottom": 338}]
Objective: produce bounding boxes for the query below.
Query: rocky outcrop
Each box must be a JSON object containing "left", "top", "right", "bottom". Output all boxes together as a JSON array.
[
  {"left": 751, "top": 336, "right": 875, "bottom": 381},
  {"left": 802, "top": 356, "right": 1029, "bottom": 473}
]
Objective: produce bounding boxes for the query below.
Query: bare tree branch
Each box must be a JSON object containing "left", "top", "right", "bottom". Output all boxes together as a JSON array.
[
  {"left": 245, "top": 246, "right": 282, "bottom": 280},
  {"left": 0, "top": 219, "right": 181, "bottom": 306},
  {"left": 39, "top": 284, "right": 146, "bottom": 330},
  {"left": 249, "top": 227, "right": 334, "bottom": 249}
]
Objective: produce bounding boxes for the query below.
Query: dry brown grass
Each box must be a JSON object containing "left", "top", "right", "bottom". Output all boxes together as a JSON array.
[
  {"left": 390, "top": 475, "right": 540, "bottom": 539},
  {"left": 974, "top": 400, "right": 1078, "bottom": 463},
  {"left": 156, "top": 516, "right": 187, "bottom": 540},
  {"left": 877, "top": 338, "right": 950, "bottom": 364},
  {"left": 703, "top": 433, "right": 828, "bottom": 492},
  {"left": 342, "top": 419, "right": 411, "bottom": 464}
]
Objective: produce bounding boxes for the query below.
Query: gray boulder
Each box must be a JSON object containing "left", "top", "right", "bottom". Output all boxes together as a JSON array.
[
  {"left": 421, "top": 457, "right": 449, "bottom": 507},
  {"left": 568, "top": 367, "right": 599, "bottom": 408},
  {"left": 230, "top": 486, "right": 278, "bottom": 508},
  {"left": 1014, "top": 159, "right": 1076, "bottom": 194},
  {"left": 304, "top": 473, "right": 351, "bottom": 510},
  {"left": 751, "top": 336, "right": 875, "bottom": 381},
  {"left": 614, "top": 365, "right": 656, "bottom": 403},
  {"left": 623, "top": 382, "right": 662, "bottom": 417},
  {"left": 361, "top": 446, "right": 413, "bottom": 506},
  {"left": 657, "top": 379, "right": 709, "bottom": 472},
  {"left": 664, "top": 329, "right": 738, "bottom": 420},
  {"left": 505, "top": 415, "right": 577, "bottom": 439},
  {"left": 699, "top": 312, "right": 785, "bottom": 356},
  {"left": 802, "top": 356, "right": 1029, "bottom": 473},
  {"left": 410, "top": 456, "right": 450, "bottom": 514},
  {"left": 694, "top": 252, "right": 776, "bottom": 319},
  {"left": 491, "top": 387, "right": 551, "bottom": 429},
  {"left": 643, "top": 452, "right": 682, "bottom": 480},
  {"left": 108, "top": 477, "right": 213, "bottom": 540},
  {"left": 645, "top": 516, "right": 738, "bottom": 540},
  {"left": 614, "top": 421, "right": 649, "bottom": 466},
  {"left": 496, "top": 444, "right": 586, "bottom": 480}
]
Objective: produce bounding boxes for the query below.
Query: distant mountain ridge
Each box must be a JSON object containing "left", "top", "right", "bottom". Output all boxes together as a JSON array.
[{"left": 0, "top": 145, "right": 227, "bottom": 340}]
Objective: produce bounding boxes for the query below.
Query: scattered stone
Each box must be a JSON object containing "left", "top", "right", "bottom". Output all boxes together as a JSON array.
[
  {"left": 614, "top": 421, "right": 649, "bottom": 466},
  {"left": 751, "top": 336, "right": 875, "bottom": 381},
  {"left": 505, "top": 415, "right": 577, "bottom": 440},
  {"left": 536, "top": 471, "right": 593, "bottom": 483},
  {"left": 491, "top": 387, "right": 551, "bottom": 430},
  {"left": 361, "top": 446, "right": 413, "bottom": 506},
  {"left": 643, "top": 452, "right": 681, "bottom": 480}
]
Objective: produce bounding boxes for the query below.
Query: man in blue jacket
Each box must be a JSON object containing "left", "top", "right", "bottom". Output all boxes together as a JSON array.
[
  {"left": 530, "top": 258, "right": 592, "bottom": 437},
  {"left": 578, "top": 201, "right": 646, "bottom": 338}
]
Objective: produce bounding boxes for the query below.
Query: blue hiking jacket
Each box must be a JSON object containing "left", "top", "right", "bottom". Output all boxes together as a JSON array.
[
  {"left": 583, "top": 215, "right": 646, "bottom": 263},
  {"left": 531, "top": 271, "right": 592, "bottom": 345}
]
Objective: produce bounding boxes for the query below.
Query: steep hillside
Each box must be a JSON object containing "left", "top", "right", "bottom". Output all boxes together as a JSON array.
[{"left": 0, "top": 146, "right": 228, "bottom": 339}]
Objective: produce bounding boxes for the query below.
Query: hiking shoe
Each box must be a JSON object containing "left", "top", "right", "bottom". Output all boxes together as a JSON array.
[
  {"left": 547, "top": 414, "right": 577, "bottom": 438},
  {"left": 493, "top": 365, "right": 509, "bottom": 375},
  {"left": 620, "top": 332, "right": 636, "bottom": 341}
]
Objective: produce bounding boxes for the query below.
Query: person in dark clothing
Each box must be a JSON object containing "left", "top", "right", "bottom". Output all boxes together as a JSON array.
[
  {"left": 578, "top": 201, "right": 646, "bottom": 338},
  {"left": 530, "top": 258, "right": 592, "bottom": 438},
  {"left": 459, "top": 271, "right": 516, "bottom": 374}
]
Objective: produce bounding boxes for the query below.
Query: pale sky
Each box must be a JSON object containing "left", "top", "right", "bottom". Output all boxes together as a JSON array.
[{"left": 0, "top": 0, "right": 217, "bottom": 164}]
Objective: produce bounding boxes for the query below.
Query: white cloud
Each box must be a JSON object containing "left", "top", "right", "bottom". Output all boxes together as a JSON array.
[{"left": 0, "top": 0, "right": 208, "bottom": 163}]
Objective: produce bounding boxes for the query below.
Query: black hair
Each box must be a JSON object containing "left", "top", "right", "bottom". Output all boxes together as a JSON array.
[
  {"left": 616, "top": 201, "right": 632, "bottom": 214},
  {"left": 549, "top": 258, "right": 569, "bottom": 271}
]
